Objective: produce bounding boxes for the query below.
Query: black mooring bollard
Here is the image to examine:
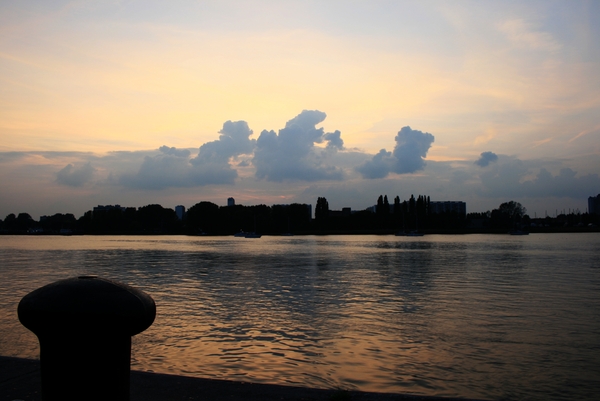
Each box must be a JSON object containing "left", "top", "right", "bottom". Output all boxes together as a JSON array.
[{"left": 18, "top": 276, "right": 156, "bottom": 401}]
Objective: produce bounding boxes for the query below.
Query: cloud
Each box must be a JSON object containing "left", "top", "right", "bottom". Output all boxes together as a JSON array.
[
  {"left": 119, "top": 120, "right": 256, "bottom": 190},
  {"left": 355, "top": 149, "right": 393, "bottom": 179},
  {"left": 186, "top": 120, "right": 256, "bottom": 185},
  {"left": 252, "top": 110, "right": 344, "bottom": 182},
  {"left": 324, "top": 130, "right": 344, "bottom": 150},
  {"left": 192, "top": 120, "right": 255, "bottom": 163},
  {"left": 56, "top": 162, "right": 96, "bottom": 187},
  {"left": 523, "top": 168, "right": 600, "bottom": 198},
  {"left": 474, "top": 151, "right": 498, "bottom": 167},
  {"left": 357, "top": 126, "right": 434, "bottom": 178},
  {"left": 119, "top": 149, "right": 194, "bottom": 190},
  {"left": 478, "top": 158, "right": 529, "bottom": 198},
  {"left": 159, "top": 146, "right": 191, "bottom": 158},
  {"left": 497, "top": 19, "right": 562, "bottom": 52},
  {"left": 393, "top": 126, "right": 435, "bottom": 173},
  {"left": 478, "top": 158, "right": 600, "bottom": 199},
  {"left": 569, "top": 123, "right": 600, "bottom": 143}
]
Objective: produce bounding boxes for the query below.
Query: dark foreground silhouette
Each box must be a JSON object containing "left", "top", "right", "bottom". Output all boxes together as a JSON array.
[{"left": 0, "top": 356, "right": 483, "bottom": 401}]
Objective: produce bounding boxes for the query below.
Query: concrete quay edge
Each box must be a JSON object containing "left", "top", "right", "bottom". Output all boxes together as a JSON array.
[{"left": 0, "top": 356, "right": 484, "bottom": 401}]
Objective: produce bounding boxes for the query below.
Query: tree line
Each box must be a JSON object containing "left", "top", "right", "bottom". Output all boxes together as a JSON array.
[
  {"left": 0, "top": 203, "right": 313, "bottom": 235},
  {"left": 1, "top": 197, "right": 597, "bottom": 235}
]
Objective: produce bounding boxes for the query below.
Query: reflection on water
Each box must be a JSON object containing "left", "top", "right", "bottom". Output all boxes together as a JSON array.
[{"left": 1, "top": 234, "right": 599, "bottom": 400}]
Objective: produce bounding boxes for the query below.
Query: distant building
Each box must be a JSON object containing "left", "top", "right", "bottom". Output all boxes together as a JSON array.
[
  {"left": 589, "top": 194, "right": 600, "bottom": 215},
  {"left": 227, "top": 197, "right": 235, "bottom": 207},
  {"left": 329, "top": 207, "right": 352, "bottom": 218},
  {"left": 365, "top": 204, "right": 394, "bottom": 213},
  {"left": 430, "top": 201, "right": 466, "bottom": 217},
  {"left": 175, "top": 205, "right": 185, "bottom": 220}
]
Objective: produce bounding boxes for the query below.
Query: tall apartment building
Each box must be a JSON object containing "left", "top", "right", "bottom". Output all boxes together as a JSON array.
[
  {"left": 175, "top": 205, "right": 185, "bottom": 220},
  {"left": 430, "top": 201, "right": 466, "bottom": 217},
  {"left": 589, "top": 194, "right": 600, "bottom": 214}
]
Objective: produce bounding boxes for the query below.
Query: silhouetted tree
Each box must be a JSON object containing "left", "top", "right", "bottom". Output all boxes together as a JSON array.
[
  {"left": 376, "top": 195, "right": 384, "bottom": 215},
  {"left": 186, "top": 201, "right": 219, "bottom": 233},
  {"left": 408, "top": 195, "right": 415, "bottom": 215},
  {"left": 490, "top": 201, "right": 527, "bottom": 229},
  {"left": 288, "top": 203, "right": 312, "bottom": 229},
  {"left": 0, "top": 213, "right": 37, "bottom": 233},
  {"left": 374, "top": 194, "right": 391, "bottom": 228},
  {"left": 498, "top": 201, "right": 526, "bottom": 220},
  {"left": 393, "top": 196, "right": 402, "bottom": 228},
  {"left": 315, "top": 197, "right": 329, "bottom": 222},
  {"left": 136, "top": 204, "right": 179, "bottom": 233},
  {"left": 3, "top": 214, "right": 16, "bottom": 231},
  {"left": 40, "top": 213, "right": 77, "bottom": 233},
  {"left": 272, "top": 203, "right": 312, "bottom": 233},
  {"left": 393, "top": 196, "right": 401, "bottom": 214}
]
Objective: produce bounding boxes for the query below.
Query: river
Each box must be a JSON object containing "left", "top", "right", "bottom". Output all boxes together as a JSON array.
[{"left": 1, "top": 234, "right": 599, "bottom": 400}]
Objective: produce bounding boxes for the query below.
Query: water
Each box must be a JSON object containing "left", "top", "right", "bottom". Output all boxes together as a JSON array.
[{"left": 1, "top": 234, "right": 599, "bottom": 400}]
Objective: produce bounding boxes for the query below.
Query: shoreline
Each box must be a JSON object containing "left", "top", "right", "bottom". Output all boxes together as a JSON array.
[
  {"left": 1, "top": 226, "right": 598, "bottom": 236},
  {"left": 0, "top": 356, "right": 484, "bottom": 401}
]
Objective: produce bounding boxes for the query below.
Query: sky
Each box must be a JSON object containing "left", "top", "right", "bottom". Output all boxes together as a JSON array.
[{"left": 1, "top": 0, "right": 599, "bottom": 220}]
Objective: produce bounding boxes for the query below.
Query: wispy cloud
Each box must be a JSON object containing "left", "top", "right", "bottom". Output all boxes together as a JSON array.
[
  {"left": 497, "top": 19, "right": 562, "bottom": 52},
  {"left": 532, "top": 138, "right": 553, "bottom": 148},
  {"left": 569, "top": 124, "right": 600, "bottom": 143}
]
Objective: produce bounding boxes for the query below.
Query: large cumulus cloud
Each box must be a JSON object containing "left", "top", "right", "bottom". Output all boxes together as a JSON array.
[
  {"left": 252, "top": 110, "right": 344, "bottom": 182},
  {"left": 357, "top": 126, "right": 434, "bottom": 178},
  {"left": 192, "top": 120, "right": 255, "bottom": 163},
  {"left": 188, "top": 120, "right": 256, "bottom": 185},
  {"left": 120, "top": 120, "right": 255, "bottom": 189}
]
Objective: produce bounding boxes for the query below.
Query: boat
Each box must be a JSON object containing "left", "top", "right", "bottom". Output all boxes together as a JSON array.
[
  {"left": 509, "top": 230, "right": 529, "bottom": 235},
  {"left": 244, "top": 232, "right": 262, "bottom": 238},
  {"left": 234, "top": 230, "right": 262, "bottom": 238},
  {"left": 234, "top": 215, "right": 262, "bottom": 238},
  {"left": 397, "top": 214, "right": 425, "bottom": 236}
]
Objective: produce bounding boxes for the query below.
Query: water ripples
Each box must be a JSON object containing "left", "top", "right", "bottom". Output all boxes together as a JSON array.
[{"left": 1, "top": 234, "right": 600, "bottom": 400}]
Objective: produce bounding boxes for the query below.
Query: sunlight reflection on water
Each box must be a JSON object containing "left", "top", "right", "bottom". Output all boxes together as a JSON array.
[{"left": 1, "top": 234, "right": 599, "bottom": 400}]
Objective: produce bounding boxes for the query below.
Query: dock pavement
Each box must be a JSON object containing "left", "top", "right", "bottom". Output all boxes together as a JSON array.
[{"left": 0, "top": 356, "right": 480, "bottom": 401}]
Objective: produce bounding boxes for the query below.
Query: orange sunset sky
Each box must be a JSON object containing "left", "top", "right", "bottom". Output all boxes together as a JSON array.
[{"left": 1, "top": 1, "right": 599, "bottom": 219}]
